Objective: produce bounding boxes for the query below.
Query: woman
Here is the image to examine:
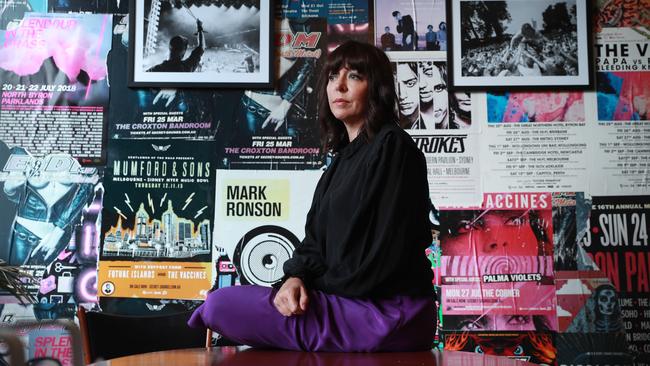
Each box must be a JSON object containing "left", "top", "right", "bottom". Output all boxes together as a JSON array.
[
  {"left": 189, "top": 41, "right": 436, "bottom": 352},
  {"left": 419, "top": 62, "right": 449, "bottom": 129}
]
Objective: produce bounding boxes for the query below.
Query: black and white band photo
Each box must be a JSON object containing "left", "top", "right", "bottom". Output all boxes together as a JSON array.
[
  {"left": 392, "top": 58, "right": 473, "bottom": 131},
  {"left": 448, "top": 0, "right": 592, "bottom": 89},
  {"left": 129, "top": 0, "right": 272, "bottom": 87}
]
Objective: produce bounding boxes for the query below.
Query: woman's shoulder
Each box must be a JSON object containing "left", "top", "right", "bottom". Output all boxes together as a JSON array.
[{"left": 371, "top": 123, "right": 423, "bottom": 157}]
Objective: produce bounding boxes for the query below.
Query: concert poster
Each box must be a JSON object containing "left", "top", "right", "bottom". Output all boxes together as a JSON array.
[
  {"left": 590, "top": 27, "right": 650, "bottom": 195},
  {"left": 580, "top": 195, "right": 650, "bottom": 354},
  {"left": 108, "top": 15, "right": 234, "bottom": 141},
  {"left": 212, "top": 169, "right": 321, "bottom": 288},
  {"left": 0, "top": 142, "right": 102, "bottom": 323},
  {"left": 444, "top": 331, "right": 556, "bottom": 365},
  {"left": 439, "top": 193, "right": 557, "bottom": 325},
  {"left": 221, "top": 16, "right": 326, "bottom": 170},
  {"left": 0, "top": 12, "right": 112, "bottom": 165},
  {"left": 97, "top": 139, "right": 215, "bottom": 300}
]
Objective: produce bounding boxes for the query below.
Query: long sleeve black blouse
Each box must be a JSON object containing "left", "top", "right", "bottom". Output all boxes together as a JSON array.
[{"left": 281, "top": 123, "right": 434, "bottom": 299}]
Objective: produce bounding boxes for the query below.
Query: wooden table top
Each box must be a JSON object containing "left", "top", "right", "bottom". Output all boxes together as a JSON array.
[{"left": 90, "top": 347, "right": 540, "bottom": 366}]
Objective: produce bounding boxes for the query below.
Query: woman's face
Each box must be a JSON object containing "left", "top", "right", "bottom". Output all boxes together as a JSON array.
[
  {"left": 455, "top": 92, "right": 471, "bottom": 112},
  {"left": 326, "top": 66, "right": 369, "bottom": 127},
  {"left": 442, "top": 210, "right": 544, "bottom": 256},
  {"left": 396, "top": 63, "right": 419, "bottom": 117},
  {"left": 419, "top": 62, "right": 435, "bottom": 104},
  {"left": 427, "top": 65, "right": 448, "bottom": 125}
]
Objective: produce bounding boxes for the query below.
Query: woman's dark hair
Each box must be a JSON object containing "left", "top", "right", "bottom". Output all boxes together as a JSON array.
[{"left": 318, "top": 40, "right": 399, "bottom": 152}]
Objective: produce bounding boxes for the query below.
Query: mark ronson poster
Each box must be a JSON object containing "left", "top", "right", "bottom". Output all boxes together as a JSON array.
[
  {"left": 581, "top": 196, "right": 650, "bottom": 355},
  {"left": 213, "top": 169, "right": 321, "bottom": 288},
  {"left": 0, "top": 12, "right": 112, "bottom": 164},
  {"left": 108, "top": 15, "right": 233, "bottom": 141},
  {"left": 222, "top": 17, "right": 326, "bottom": 170},
  {"left": 480, "top": 91, "right": 589, "bottom": 193},
  {"left": 98, "top": 140, "right": 215, "bottom": 300},
  {"left": 590, "top": 27, "right": 650, "bottom": 195},
  {"left": 439, "top": 193, "right": 557, "bottom": 322}
]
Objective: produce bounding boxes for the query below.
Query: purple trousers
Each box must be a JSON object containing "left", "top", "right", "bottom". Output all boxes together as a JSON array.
[{"left": 188, "top": 285, "right": 436, "bottom": 352}]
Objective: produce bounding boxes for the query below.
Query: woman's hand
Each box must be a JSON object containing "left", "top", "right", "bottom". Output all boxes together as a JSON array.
[{"left": 273, "top": 277, "right": 309, "bottom": 316}]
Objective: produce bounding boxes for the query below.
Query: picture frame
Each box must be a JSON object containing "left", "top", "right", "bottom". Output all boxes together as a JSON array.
[
  {"left": 128, "top": 0, "right": 273, "bottom": 88},
  {"left": 446, "top": 0, "right": 594, "bottom": 91}
]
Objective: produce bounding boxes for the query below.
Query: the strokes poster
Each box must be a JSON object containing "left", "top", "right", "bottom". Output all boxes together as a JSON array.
[{"left": 97, "top": 139, "right": 215, "bottom": 300}]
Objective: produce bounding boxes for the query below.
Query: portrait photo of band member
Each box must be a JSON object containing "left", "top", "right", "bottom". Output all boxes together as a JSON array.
[
  {"left": 440, "top": 208, "right": 553, "bottom": 257},
  {"left": 394, "top": 61, "right": 472, "bottom": 130}
]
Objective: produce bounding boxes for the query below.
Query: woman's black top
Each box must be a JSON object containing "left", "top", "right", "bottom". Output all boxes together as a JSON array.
[{"left": 281, "top": 123, "right": 434, "bottom": 299}]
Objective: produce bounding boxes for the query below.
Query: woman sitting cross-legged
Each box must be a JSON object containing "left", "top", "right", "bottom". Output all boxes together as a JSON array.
[{"left": 188, "top": 40, "right": 437, "bottom": 352}]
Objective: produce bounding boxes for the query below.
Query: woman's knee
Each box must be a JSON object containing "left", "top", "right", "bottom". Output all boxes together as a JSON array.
[{"left": 201, "top": 287, "right": 243, "bottom": 330}]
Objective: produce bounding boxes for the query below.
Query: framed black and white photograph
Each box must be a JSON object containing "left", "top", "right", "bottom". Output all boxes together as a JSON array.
[
  {"left": 129, "top": 0, "right": 273, "bottom": 88},
  {"left": 447, "top": 0, "right": 593, "bottom": 90}
]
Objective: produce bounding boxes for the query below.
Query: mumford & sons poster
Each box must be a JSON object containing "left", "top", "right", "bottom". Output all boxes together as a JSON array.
[
  {"left": 222, "top": 17, "right": 326, "bottom": 170},
  {"left": 98, "top": 140, "right": 215, "bottom": 300}
]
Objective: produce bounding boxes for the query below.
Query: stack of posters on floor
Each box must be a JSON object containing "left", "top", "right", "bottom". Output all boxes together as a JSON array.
[{"left": 0, "top": 12, "right": 112, "bottom": 164}]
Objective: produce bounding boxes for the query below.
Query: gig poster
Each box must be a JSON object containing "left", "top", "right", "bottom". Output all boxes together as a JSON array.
[
  {"left": 0, "top": 12, "right": 112, "bottom": 165},
  {"left": 0, "top": 142, "right": 102, "bottom": 323},
  {"left": 444, "top": 331, "right": 556, "bottom": 365},
  {"left": 0, "top": 0, "right": 46, "bottom": 30},
  {"left": 580, "top": 196, "right": 650, "bottom": 355},
  {"left": 48, "top": 0, "right": 128, "bottom": 14},
  {"left": 439, "top": 193, "right": 557, "bottom": 324},
  {"left": 553, "top": 192, "right": 579, "bottom": 271},
  {"left": 222, "top": 16, "right": 325, "bottom": 170},
  {"left": 590, "top": 27, "right": 650, "bottom": 195},
  {"left": 280, "top": 0, "right": 369, "bottom": 24},
  {"left": 107, "top": 15, "right": 233, "bottom": 141},
  {"left": 374, "top": 0, "right": 447, "bottom": 52},
  {"left": 480, "top": 91, "right": 589, "bottom": 193},
  {"left": 390, "top": 53, "right": 481, "bottom": 208},
  {"left": 97, "top": 139, "right": 215, "bottom": 300},
  {"left": 213, "top": 169, "right": 321, "bottom": 287}
]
